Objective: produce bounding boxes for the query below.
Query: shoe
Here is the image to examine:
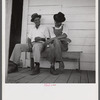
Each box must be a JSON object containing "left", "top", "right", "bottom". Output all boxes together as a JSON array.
[
  {"left": 8, "top": 61, "right": 18, "bottom": 73},
  {"left": 59, "top": 61, "right": 65, "bottom": 71},
  {"left": 56, "top": 61, "right": 65, "bottom": 74},
  {"left": 30, "top": 63, "right": 40, "bottom": 75},
  {"left": 50, "top": 65, "right": 59, "bottom": 75}
]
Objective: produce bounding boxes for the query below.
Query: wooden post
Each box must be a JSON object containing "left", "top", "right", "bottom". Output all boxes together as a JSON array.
[{"left": 21, "top": 0, "right": 28, "bottom": 67}]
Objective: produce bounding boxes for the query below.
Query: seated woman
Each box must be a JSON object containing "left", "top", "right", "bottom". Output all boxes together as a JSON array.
[{"left": 45, "top": 12, "right": 71, "bottom": 75}]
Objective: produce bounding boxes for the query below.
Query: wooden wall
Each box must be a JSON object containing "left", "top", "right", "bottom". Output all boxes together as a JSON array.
[{"left": 21, "top": 0, "right": 95, "bottom": 70}]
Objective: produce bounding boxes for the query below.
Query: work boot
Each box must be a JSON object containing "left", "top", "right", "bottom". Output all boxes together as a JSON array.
[
  {"left": 56, "top": 61, "right": 65, "bottom": 74},
  {"left": 30, "top": 63, "right": 40, "bottom": 75},
  {"left": 50, "top": 65, "right": 59, "bottom": 75},
  {"left": 8, "top": 61, "right": 18, "bottom": 73}
]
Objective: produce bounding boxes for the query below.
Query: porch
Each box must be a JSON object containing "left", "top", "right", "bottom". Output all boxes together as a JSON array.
[{"left": 6, "top": 67, "right": 95, "bottom": 83}]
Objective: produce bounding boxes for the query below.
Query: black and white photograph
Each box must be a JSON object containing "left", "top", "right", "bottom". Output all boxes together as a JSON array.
[
  {"left": 5, "top": 0, "right": 96, "bottom": 83},
  {"left": 2, "top": 0, "right": 98, "bottom": 100}
]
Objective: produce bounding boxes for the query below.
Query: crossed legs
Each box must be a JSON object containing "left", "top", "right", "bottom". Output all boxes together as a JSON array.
[
  {"left": 9, "top": 42, "right": 44, "bottom": 74},
  {"left": 47, "top": 38, "right": 64, "bottom": 75}
]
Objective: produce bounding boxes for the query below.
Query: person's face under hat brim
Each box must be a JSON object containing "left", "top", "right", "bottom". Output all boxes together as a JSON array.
[{"left": 31, "top": 13, "right": 41, "bottom": 22}]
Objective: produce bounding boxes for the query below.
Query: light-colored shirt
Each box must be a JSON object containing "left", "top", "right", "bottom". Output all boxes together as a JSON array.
[
  {"left": 48, "top": 24, "right": 68, "bottom": 38},
  {"left": 28, "top": 25, "right": 49, "bottom": 42}
]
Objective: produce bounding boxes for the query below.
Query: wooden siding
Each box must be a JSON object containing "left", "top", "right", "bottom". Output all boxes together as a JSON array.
[
  {"left": 29, "top": 0, "right": 95, "bottom": 6},
  {"left": 21, "top": 0, "right": 96, "bottom": 70}
]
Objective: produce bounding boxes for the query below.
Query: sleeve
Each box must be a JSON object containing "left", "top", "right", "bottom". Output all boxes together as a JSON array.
[
  {"left": 43, "top": 26, "right": 50, "bottom": 40},
  {"left": 48, "top": 26, "right": 56, "bottom": 38}
]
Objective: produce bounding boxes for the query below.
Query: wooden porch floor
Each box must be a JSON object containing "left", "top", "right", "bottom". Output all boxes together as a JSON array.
[{"left": 6, "top": 68, "right": 95, "bottom": 83}]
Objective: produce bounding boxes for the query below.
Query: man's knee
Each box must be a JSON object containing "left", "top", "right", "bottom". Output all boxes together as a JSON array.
[
  {"left": 53, "top": 38, "right": 61, "bottom": 46},
  {"left": 32, "top": 43, "right": 42, "bottom": 51},
  {"left": 15, "top": 44, "right": 21, "bottom": 48}
]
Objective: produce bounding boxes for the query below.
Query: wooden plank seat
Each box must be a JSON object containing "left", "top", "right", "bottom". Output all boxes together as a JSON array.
[{"left": 30, "top": 49, "right": 82, "bottom": 70}]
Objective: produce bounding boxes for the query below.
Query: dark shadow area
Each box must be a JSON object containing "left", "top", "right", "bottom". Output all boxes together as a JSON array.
[{"left": 9, "top": 0, "right": 23, "bottom": 58}]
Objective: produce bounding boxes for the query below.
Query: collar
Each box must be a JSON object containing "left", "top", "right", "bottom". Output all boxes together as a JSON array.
[
  {"left": 35, "top": 24, "right": 41, "bottom": 29},
  {"left": 54, "top": 24, "right": 64, "bottom": 29}
]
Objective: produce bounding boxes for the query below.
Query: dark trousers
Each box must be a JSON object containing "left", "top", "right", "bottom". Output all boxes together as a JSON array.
[{"left": 46, "top": 38, "right": 63, "bottom": 64}]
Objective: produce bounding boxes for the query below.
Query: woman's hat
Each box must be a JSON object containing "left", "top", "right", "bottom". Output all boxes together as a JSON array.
[
  {"left": 31, "top": 13, "right": 41, "bottom": 22},
  {"left": 53, "top": 12, "right": 66, "bottom": 22}
]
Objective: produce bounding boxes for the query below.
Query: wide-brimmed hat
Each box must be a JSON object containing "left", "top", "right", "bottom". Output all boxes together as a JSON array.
[
  {"left": 31, "top": 13, "right": 41, "bottom": 22},
  {"left": 53, "top": 12, "right": 66, "bottom": 22}
]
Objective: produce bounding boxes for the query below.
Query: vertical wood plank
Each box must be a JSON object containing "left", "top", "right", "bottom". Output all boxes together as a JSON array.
[
  {"left": 21, "top": 0, "right": 28, "bottom": 43},
  {"left": 21, "top": 0, "right": 29, "bottom": 67}
]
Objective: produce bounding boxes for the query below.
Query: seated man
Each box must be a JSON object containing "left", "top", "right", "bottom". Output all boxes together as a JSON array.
[
  {"left": 9, "top": 13, "right": 49, "bottom": 75},
  {"left": 45, "top": 12, "right": 71, "bottom": 75}
]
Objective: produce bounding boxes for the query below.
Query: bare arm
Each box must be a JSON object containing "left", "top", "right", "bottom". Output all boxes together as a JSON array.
[
  {"left": 56, "top": 33, "right": 67, "bottom": 39},
  {"left": 47, "top": 33, "right": 67, "bottom": 42},
  {"left": 46, "top": 33, "right": 72, "bottom": 44}
]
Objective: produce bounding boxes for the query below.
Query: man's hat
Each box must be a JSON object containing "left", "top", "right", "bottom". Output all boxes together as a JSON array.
[
  {"left": 31, "top": 13, "right": 41, "bottom": 22},
  {"left": 53, "top": 12, "right": 66, "bottom": 22}
]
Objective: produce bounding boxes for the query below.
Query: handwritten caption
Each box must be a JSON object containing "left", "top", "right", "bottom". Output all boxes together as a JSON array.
[{"left": 44, "top": 83, "right": 56, "bottom": 86}]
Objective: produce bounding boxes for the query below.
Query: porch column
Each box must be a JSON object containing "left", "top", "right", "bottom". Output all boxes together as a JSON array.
[{"left": 21, "top": 0, "right": 28, "bottom": 67}]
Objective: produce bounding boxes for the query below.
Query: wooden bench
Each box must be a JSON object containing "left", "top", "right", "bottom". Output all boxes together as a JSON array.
[
  {"left": 30, "top": 51, "right": 82, "bottom": 71},
  {"left": 62, "top": 51, "right": 82, "bottom": 70}
]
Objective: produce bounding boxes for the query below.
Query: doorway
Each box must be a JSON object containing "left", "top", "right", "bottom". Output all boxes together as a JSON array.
[{"left": 9, "top": 0, "right": 23, "bottom": 58}]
